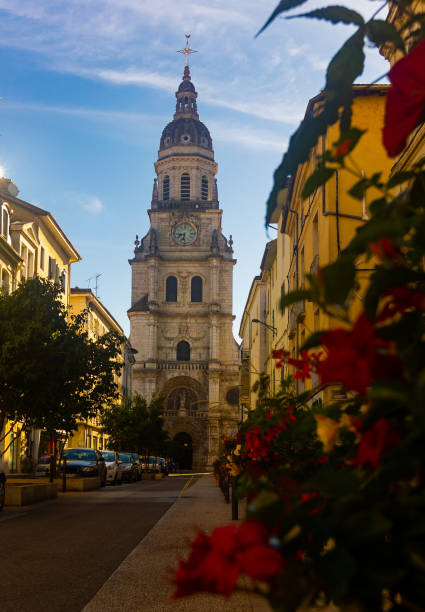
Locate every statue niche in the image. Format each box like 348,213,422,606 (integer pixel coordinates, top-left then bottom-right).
168,387,198,412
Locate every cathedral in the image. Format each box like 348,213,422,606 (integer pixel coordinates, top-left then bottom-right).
128,54,240,470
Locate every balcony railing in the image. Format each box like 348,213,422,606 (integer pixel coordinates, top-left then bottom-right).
162,410,208,418
137,360,209,371
157,360,208,371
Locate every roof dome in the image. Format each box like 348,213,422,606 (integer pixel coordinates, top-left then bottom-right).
159,117,212,151
178,79,196,93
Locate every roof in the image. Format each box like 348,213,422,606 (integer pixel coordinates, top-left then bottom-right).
265,84,390,224
0,181,81,263
70,288,124,334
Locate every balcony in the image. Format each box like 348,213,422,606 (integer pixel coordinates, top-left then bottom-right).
157,360,208,371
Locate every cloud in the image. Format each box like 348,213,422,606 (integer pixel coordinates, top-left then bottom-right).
68,192,103,214
210,121,287,152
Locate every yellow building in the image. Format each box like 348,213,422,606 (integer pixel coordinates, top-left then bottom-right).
239,240,275,414
0,177,81,471
273,86,393,401
68,288,133,450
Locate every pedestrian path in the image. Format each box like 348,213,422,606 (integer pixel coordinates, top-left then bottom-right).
83,475,271,612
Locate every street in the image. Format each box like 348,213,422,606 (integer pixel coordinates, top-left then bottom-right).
0,475,196,612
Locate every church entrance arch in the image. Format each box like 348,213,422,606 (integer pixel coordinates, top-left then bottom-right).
173,432,193,470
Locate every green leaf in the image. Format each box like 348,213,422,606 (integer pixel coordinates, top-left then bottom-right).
280,289,312,313
367,382,408,405
288,6,364,26
256,0,309,37
366,20,405,51
348,172,382,200
302,166,335,199
333,127,366,158
326,30,365,92
300,331,326,351
387,170,416,189
321,257,356,305
345,217,406,255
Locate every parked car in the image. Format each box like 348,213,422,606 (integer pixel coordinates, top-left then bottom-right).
35,454,51,477
101,450,123,485
140,456,160,473
118,452,138,482
0,458,6,511
129,453,142,480
61,448,107,486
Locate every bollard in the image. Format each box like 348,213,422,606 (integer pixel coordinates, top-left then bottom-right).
62,454,67,492
49,454,54,483
231,476,238,521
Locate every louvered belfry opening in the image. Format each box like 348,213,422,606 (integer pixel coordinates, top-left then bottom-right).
201,176,208,200
163,175,170,200
181,173,190,200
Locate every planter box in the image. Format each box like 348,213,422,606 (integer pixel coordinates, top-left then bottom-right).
5,482,57,506
141,473,156,480
154,473,165,479
54,477,100,492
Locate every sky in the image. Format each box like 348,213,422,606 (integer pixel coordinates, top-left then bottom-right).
0,0,389,339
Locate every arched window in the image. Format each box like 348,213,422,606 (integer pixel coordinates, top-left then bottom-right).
1,206,9,238
166,276,177,302
191,276,203,302
181,173,190,200
201,176,208,201
163,175,170,200
177,340,190,361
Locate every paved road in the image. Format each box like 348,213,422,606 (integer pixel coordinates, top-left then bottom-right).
0,475,195,612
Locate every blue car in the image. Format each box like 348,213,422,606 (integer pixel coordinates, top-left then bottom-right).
61,448,107,486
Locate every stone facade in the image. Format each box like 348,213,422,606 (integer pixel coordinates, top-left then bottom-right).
128,65,240,469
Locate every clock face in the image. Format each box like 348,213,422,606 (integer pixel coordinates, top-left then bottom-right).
173,222,197,245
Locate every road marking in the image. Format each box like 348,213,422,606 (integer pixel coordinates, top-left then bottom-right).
178,476,194,499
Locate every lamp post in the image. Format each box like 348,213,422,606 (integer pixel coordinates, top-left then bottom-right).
251,318,277,337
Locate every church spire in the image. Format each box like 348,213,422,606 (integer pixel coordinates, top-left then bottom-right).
174,35,199,120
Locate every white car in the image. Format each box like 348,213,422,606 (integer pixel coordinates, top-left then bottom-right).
101,450,122,485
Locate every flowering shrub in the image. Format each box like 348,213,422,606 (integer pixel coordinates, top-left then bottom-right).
174,2,425,609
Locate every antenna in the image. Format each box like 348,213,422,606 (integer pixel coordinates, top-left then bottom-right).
86,273,102,297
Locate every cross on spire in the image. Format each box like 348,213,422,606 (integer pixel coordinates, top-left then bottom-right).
177,34,198,67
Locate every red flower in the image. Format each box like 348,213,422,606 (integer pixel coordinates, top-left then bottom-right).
173,521,284,599
272,349,289,368
383,40,425,157
333,138,352,160
287,351,312,382
353,418,401,470
369,238,403,264
316,313,402,395
378,285,425,322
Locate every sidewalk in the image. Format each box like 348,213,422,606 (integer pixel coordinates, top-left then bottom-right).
83,475,272,612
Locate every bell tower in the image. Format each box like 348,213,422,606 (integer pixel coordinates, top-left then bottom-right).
128,40,240,469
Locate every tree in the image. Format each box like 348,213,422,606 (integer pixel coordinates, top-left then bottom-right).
100,394,169,456
0,277,123,466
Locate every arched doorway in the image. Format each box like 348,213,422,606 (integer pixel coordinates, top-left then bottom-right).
173,432,193,470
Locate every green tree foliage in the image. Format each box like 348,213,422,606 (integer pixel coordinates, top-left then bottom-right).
101,394,169,455
0,277,123,446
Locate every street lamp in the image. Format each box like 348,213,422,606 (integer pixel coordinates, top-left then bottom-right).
251,318,277,337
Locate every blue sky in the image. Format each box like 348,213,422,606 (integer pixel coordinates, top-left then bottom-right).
0,0,389,338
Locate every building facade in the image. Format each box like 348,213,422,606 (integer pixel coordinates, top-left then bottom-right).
0,178,81,472
68,288,134,451
128,64,240,469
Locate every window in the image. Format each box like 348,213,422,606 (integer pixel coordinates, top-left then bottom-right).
40,246,45,270
181,173,190,200
177,340,190,361
201,176,208,200
166,276,177,302
48,256,56,280
191,276,202,302
60,271,66,293
163,175,170,200
1,207,9,238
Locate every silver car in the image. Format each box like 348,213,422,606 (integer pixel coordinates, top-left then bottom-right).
101,450,123,485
